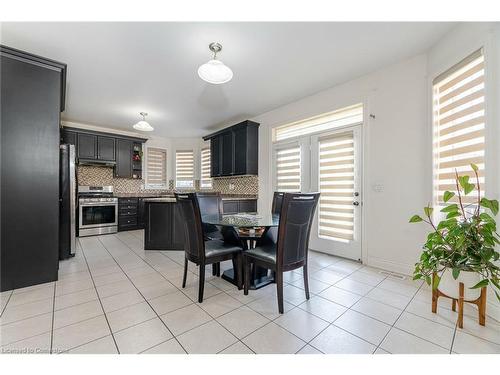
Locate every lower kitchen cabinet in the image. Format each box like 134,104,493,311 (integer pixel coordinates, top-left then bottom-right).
118,197,139,231
222,199,257,214
144,201,185,250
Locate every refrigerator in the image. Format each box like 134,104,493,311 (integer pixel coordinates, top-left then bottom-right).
59,144,77,259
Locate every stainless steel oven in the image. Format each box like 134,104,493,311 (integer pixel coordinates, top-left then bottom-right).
78,186,118,237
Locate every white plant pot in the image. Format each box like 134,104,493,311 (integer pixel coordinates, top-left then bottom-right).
438,268,482,301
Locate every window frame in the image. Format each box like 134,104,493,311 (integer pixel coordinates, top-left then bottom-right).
144,146,167,189
431,48,486,207
175,149,195,189
200,147,212,189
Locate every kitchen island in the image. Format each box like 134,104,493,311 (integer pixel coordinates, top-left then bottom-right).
143,197,185,250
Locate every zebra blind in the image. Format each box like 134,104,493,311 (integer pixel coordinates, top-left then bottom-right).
273,103,363,142
200,147,212,189
275,145,301,192
146,147,167,187
318,131,355,241
175,150,194,188
433,49,485,205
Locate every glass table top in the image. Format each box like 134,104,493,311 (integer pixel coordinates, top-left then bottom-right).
202,213,280,228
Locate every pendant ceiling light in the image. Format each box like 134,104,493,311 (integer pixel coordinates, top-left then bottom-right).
133,112,154,132
198,42,233,84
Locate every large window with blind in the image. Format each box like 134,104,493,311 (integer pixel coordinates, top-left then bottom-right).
145,147,167,188
318,131,355,241
433,49,485,205
200,147,212,189
175,150,194,188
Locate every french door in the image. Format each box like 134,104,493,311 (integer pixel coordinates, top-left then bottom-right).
273,125,362,260
309,126,362,260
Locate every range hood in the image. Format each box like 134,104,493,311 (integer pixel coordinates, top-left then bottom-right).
78,158,116,167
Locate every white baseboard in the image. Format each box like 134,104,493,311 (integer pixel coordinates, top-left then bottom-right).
365,256,414,276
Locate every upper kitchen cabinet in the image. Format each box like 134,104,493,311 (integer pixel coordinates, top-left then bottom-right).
115,138,133,178
76,133,115,162
97,136,115,161
77,133,97,160
61,127,146,178
203,120,259,177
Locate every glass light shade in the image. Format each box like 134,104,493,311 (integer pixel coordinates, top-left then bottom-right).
133,120,154,132
198,59,233,84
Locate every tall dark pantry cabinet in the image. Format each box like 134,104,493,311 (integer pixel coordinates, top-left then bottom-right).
1,46,67,292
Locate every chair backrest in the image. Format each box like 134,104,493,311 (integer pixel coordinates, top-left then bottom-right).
196,192,222,216
276,192,320,269
196,192,222,236
271,192,285,215
175,193,205,261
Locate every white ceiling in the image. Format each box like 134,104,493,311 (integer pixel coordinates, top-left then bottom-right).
1,22,455,138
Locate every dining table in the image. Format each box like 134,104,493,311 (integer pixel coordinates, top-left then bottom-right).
202,212,280,289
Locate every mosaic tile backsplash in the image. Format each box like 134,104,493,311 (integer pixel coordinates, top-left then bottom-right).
77,166,258,196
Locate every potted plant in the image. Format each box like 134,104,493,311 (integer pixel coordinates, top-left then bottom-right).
409,164,500,303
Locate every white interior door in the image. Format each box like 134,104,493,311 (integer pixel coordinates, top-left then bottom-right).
309,126,362,260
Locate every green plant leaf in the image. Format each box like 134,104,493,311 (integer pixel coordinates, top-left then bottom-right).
443,191,455,203
491,200,499,216
425,275,431,286
470,279,489,289
424,206,433,217
409,215,423,223
464,183,475,195
495,290,500,303
446,211,461,219
441,204,458,213
481,198,499,215
452,268,460,279
471,163,479,172
459,176,470,190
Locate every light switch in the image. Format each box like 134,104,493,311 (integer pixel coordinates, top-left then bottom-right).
372,184,383,192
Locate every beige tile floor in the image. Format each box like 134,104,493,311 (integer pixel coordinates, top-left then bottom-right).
1,230,500,354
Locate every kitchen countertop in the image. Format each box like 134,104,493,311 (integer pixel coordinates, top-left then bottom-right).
114,192,257,200
142,197,177,203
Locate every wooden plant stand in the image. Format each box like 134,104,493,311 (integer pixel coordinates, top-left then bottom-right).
431,273,487,328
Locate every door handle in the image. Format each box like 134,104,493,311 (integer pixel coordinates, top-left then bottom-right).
353,201,360,206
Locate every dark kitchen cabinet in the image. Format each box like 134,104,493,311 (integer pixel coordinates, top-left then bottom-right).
138,198,145,229
222,199,257,214
97,136,115,161
221,131,234,175
115,139,133,178
1,45,66,292
210,135,222,177
203,120,259,177
61,127,145,178
77,133,97,160
144,201,185,250
61,129,77,147
118,197,139,231
239,199,258,213
76,134,115,162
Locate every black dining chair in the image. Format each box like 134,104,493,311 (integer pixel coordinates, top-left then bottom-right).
196,192,223,276
243,192,320,313
175,193,243,303
271,192,285,215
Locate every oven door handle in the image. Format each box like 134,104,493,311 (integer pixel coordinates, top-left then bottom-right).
79,202,118,207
